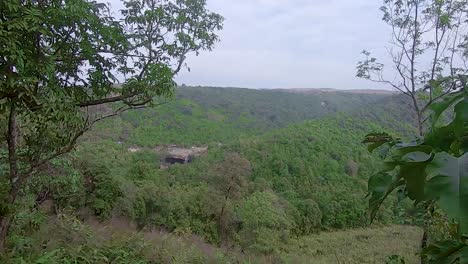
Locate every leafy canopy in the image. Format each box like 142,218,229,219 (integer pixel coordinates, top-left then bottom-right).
0,0,222,188
0,0,222,251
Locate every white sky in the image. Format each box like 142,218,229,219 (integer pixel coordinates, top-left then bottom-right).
107,0,394,90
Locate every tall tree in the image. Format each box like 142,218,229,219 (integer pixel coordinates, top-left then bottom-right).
357,0,468,136
0,0,223,252
211,153,252,242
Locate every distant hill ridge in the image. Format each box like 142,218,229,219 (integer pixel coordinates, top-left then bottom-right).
84,85,415,147
182,85,396,95
272,88,396,95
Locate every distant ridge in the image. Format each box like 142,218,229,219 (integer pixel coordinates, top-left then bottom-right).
272,88,396,95
180,85,396,95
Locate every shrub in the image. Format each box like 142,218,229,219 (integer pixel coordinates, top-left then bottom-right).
292,199,322,235
28,159,86,210
236,191,293,253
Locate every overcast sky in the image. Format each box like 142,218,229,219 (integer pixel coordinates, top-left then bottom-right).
109,0,393,90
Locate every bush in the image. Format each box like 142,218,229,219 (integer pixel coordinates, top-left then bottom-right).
236,191,293,253
292,199,322,235
89,173,122,219
28,159,86,210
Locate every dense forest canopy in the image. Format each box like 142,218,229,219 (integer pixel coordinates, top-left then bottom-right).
1,84,425,263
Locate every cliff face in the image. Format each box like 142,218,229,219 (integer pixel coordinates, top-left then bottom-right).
126,145,208,165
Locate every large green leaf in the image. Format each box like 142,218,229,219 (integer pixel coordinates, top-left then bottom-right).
392,144,433,163
425,98,468,155
401,163,428,203
365,76,468,262
430,92,464,128
454,98,468,138
425,124,458,153
363,133,394,153
426,152,468,234
425,239,468,264
368,170,404,221
401,151,432,163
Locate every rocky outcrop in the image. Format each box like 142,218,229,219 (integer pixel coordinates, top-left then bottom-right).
345,160,359,176
128,147,142,153
164,146,208,165
125,144,208,166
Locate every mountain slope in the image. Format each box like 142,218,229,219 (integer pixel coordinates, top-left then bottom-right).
7,86,422,263
87,86,415,146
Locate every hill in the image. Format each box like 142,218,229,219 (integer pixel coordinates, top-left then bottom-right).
272,87,396,95
87,86,415,146
7,112,422,262
5,86,422,263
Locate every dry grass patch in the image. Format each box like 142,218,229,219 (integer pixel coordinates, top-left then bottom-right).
281,225,422,264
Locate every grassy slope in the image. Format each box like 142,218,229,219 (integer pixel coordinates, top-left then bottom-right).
282,225,422,264
22,215,421,264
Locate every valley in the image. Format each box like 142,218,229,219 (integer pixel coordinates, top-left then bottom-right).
4,86,424,263
2,0,467,262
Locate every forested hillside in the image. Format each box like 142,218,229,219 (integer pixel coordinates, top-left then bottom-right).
87,86,416,146
2,0,466,262
3,87,424,263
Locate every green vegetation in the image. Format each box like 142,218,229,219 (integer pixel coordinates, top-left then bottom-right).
86,86,416,146
5,212,422,264
0,0,222,251
365,76,468,263
357,0,468,135
2,0,466,263
2,104,423,262
282,225,422,264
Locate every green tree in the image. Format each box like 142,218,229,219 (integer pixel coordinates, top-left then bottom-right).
237,191,293,253
211,153,252,242
0,0,223,252
357,0,468,136
365,75,468,263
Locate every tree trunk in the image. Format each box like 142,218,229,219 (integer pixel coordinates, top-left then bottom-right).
0,215,11,254
1,102,19,254
217,200,227,242
417,109,428,264
413,107,427,264
417,112,424,137
0,190,17,254
420,229,428,264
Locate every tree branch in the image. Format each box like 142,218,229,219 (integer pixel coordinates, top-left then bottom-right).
77,91,141,107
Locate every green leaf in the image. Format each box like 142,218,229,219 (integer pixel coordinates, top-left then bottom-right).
401,151,432,163
363,133,394,152
368,170,404,221
454,98,468,137
400,163,427,203
392,145,433,163
424,239,468,264
430,92,464,128
377,143,392,159
440,13,450,26
426,152,468,234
